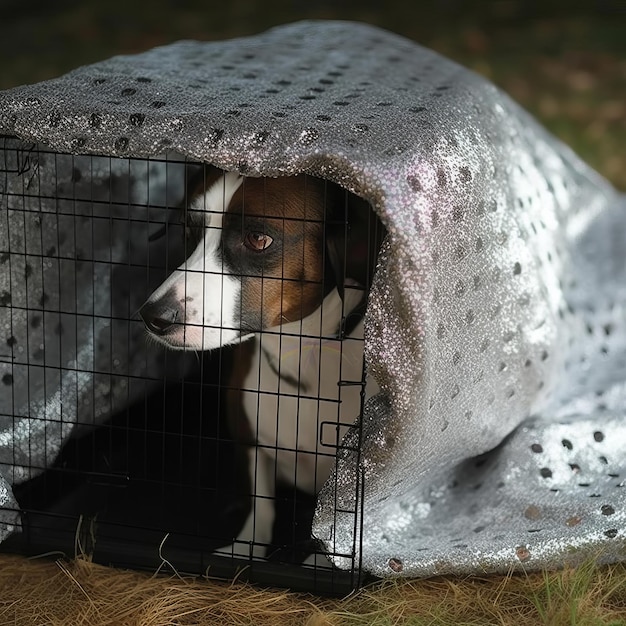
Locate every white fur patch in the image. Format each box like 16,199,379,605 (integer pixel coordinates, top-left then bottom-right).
146,172,246,350
243,287,377,494
190,171,243,226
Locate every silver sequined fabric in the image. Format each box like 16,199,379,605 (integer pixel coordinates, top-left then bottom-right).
0,21,624,577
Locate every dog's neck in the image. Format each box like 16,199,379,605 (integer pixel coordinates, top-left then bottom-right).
256,285,365,383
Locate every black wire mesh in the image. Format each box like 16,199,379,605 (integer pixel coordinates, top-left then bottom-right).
0,135,382,594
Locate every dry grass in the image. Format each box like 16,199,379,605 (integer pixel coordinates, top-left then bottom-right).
0,554,625,626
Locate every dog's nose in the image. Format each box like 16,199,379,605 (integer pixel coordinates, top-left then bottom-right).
139,301,178,335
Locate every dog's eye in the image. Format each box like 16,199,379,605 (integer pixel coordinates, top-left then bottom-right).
244,232,273,252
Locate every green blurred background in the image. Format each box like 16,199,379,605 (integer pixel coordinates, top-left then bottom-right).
2,0,625,188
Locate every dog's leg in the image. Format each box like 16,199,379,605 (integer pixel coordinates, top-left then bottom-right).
218,340,275,558
215,446,275,559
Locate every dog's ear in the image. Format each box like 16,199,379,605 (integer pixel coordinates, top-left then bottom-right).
325,187,384,301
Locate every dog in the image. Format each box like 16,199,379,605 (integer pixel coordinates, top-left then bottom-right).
139,166,382,560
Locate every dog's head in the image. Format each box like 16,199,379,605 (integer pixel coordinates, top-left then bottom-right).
139,166,381,351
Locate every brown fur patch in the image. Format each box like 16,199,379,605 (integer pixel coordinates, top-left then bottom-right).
228,175,329,329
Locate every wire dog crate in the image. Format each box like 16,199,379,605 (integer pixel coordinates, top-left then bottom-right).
0,136,383,594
